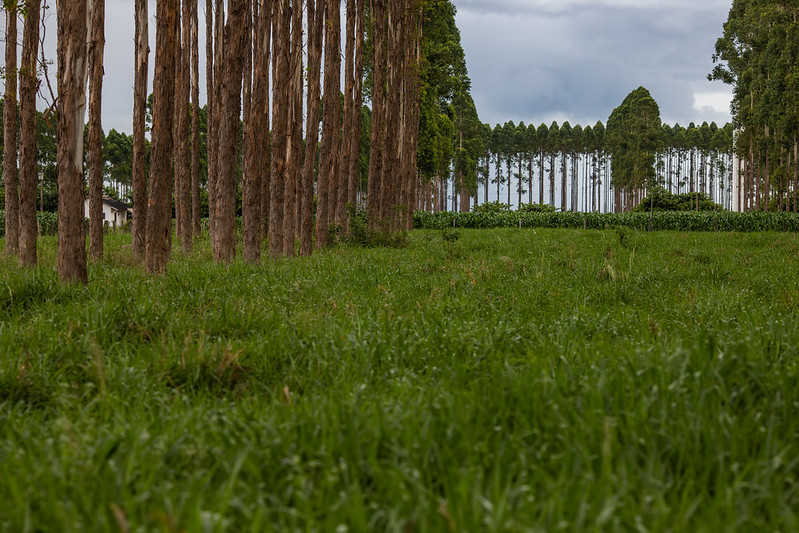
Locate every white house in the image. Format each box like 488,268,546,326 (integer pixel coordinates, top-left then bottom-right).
84,195,133,228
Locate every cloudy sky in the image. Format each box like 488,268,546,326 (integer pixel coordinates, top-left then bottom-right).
6,0,734,134
453,0,734,128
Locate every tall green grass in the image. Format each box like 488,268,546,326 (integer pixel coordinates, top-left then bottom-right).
1,229,799,531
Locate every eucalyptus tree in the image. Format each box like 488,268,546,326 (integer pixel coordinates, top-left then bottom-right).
19,0,41,266
88,0,105,261
536,122,548,205
711,0,799,211
131,0,148,259
606,87,662,213
56,0,91,283
4,2,19,256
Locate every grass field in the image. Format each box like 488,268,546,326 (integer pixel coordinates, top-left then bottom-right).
1,228,799,531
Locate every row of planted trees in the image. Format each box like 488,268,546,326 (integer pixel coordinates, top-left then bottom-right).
3,0,439,283
712,0,799,212
443,118,736,214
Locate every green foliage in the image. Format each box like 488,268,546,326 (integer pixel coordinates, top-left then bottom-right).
2,230,799,530
472,200,511,214
633,187,724,212
342,204,409,248
0,209,57,237
414,209,799,232
606,87,662,191
518,202,558,213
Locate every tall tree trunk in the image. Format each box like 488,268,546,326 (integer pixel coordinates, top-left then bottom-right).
205,0,215,238
56,0,90,284
269,0,290,257
259,0,272,241
209,0,224,242
132,0,149,259
401,2,421,229
317,0,341,248
176,0,192,251
243,0,262,263
145,0,178,274
4,6,19,256
301,0,323,256
347,0,366,217
379,0,402,223
18,0,41,266
214,0,246,263
338,0,357,228
88,0,105,261
191,0,201,238
366,0,385,224
284,0,302,257
324,0,342,232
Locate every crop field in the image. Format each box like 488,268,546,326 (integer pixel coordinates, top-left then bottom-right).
1,228,799,531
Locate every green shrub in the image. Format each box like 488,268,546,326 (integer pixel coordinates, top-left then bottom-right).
413,209,799,232
633,186,723,212
518,202,558,213
472,201,511,214
343,204,409,248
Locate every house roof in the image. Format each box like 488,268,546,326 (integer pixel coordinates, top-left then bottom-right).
102,196,132,211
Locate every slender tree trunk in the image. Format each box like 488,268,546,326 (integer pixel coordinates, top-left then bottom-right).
56,0,90,284
145,0,178,274
301,0,323,256
380,0,402,223
338,0,356,227
317,0,342,247
214,0,246,263
205,0,215,236
4,6,19,256
348,0,366,217
269,0,290,257
132,0,149,259
191,0,201,238
88,0,105,261
176,0,192,251
209,0,224,242
18,0,41,266
243,0,262,263
401,2,421,229
259,0,272,241
324,0,342,231
283,0,302,257
366,0,386,224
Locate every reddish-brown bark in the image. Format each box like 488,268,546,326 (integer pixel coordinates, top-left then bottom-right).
316,0,341,249
88,0,105,261
213,0,246,263
145,0,178,274
56,0,90,284
301,0,323,256
19,0,42,266
4,6,19,256
132,0,149,259
269,0,290,257
191,0,201,238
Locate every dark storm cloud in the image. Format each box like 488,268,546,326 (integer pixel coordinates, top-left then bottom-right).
454,0,734,128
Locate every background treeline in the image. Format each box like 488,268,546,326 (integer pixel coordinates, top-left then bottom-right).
449,120,736,214
711,0,799,212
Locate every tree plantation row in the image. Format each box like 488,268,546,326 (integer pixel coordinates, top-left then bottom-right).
3,0,480,284
461,119,737,215
712,1,799,213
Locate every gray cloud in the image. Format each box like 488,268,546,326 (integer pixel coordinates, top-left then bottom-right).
455,0,734,128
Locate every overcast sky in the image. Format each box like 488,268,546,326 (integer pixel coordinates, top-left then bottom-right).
5,0,734,134
454,0,734,128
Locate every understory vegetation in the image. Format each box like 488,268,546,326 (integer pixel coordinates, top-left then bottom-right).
414,209,799,232
1,229,799,531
